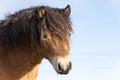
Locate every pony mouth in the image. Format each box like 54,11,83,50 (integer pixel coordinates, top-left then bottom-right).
56,69,70,75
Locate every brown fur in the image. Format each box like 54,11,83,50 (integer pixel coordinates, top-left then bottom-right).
0,5,72,80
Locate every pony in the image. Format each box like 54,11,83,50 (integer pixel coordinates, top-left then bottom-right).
0,5,72,80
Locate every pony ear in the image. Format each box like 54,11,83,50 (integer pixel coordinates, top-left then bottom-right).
38,6,45,18
63,5,71,16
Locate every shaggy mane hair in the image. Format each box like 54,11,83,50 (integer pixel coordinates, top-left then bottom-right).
0,6,72,51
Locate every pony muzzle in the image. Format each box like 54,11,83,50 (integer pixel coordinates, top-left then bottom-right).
51,55,72,74
57,61,72,74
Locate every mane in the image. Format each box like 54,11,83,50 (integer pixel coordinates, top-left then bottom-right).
0,6,72,51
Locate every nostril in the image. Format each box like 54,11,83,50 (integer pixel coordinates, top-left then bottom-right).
58,63,62,71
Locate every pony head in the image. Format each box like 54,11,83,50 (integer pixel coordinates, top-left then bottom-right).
37,5,72,74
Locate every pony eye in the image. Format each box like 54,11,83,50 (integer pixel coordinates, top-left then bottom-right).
43,34,48,39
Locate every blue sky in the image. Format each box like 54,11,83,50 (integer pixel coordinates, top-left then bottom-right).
0,0,120,80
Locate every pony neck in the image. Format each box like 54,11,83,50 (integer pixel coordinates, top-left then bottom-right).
0,48,43,80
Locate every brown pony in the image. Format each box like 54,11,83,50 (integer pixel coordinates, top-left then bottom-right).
0,5,72,80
